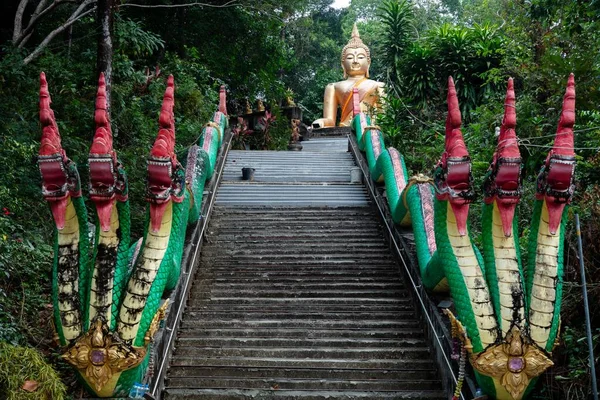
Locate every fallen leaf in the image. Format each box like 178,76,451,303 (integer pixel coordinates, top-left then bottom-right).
22,380,39,392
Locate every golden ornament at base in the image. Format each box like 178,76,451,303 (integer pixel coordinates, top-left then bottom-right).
445,309,554,400
62,301,169,394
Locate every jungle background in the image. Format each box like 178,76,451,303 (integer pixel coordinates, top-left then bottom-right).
0,0,599,398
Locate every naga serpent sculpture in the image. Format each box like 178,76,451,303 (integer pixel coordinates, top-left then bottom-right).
37,72,228,397
352,75,576,400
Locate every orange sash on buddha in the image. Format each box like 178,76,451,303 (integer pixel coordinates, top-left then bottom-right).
340,77,367,124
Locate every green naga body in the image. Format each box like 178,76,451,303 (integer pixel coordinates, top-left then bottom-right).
351,75,576,399
38,73,228,397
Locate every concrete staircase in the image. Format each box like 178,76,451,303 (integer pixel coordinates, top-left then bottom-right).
163,137,446,399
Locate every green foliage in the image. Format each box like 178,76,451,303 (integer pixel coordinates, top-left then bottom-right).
0,341,67,400
0,215,53,346
265,107,293,151
400,43,437,107
378,0,414,85
114,17,165,59
233,106,291,151
550,325,600,399
378,96,444,175
283,5,347,122
386,19,506,115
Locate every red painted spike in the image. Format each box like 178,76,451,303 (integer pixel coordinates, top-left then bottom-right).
450,201,470,236
48,199,68,230
150,202,168,233
445,77,468,159
498,78,519,159
95,200,114,232
39,72,62,156
352,88,360,117
90,73,113,155
553,73,575,156
219,85,227,114
152,75,176,158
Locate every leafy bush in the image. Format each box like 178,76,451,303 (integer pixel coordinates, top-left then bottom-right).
0,341,67,400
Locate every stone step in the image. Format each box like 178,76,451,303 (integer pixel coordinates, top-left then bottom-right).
199,255,395,262
176,328,425,340
200,244,389,254
199,282,406,291
179,319,422,330
185,304,415,313
167,366,438,380
193,271,403,279
198,265,399,273
175,337,424,348
194,276,403,284
181,310,416,321
169,356,437,370
172,346,431,360
165,376,441,391
163,388,446,400
183,297,410,306
189,289,410,299
210,207,374,216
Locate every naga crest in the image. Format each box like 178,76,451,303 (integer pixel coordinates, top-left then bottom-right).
536,73,576,235
38,72,82,230
147,75,184,233
434,77,474,236
89,73,127,232
483,78,523,237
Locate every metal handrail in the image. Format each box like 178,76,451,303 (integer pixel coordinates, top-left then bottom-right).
347,133,466,400
150,131,233,399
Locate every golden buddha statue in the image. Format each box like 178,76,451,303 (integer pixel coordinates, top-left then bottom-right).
312,23,385,128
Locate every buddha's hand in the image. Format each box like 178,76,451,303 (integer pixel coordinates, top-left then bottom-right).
311,118,332,129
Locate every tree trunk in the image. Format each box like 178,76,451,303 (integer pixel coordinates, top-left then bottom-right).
97,0,114,116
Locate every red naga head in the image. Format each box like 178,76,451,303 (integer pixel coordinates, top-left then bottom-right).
435,77,473,236
538,74,576,235
89,73,121,232
147,75,182,232
218,85,227,115
39,73,62,157
151,75,176,160
352,88,360,117
484,78,522,237
38,72,79,230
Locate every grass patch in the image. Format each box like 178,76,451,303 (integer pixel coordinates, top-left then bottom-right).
0,341,67,400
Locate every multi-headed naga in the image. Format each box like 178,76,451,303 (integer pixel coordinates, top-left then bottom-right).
37,72,228,397
352,75,576,399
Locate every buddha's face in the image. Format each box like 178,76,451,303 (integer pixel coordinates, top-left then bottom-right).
342,47,370,78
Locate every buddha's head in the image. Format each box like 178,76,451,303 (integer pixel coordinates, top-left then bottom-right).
341,23,371,79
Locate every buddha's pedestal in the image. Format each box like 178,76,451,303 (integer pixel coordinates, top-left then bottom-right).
310,126,352,137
